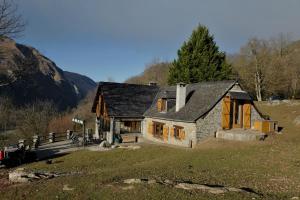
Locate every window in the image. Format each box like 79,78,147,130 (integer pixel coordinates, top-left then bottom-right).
121,121,141,133
153,122,164,138
173,125,185,140
157,98,167,112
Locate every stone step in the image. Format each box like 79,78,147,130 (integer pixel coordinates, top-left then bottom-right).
216,130,266,141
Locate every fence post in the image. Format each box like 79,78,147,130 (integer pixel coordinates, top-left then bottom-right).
32,135,40,149
66,130,73,140
18,139,26,149
49,132,56,143
86,128,92,142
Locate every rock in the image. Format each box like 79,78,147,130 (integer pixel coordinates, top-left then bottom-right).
175,183,227,194
124,179,142,184
63,184,74,191
291,197,299,200
9,168,60,183
227,187,244,192
118,145,141,150
147,179,157,184
46,160,52,164
293,116,300,126
163,179,174,185
121,185,135,190
111,145,119,149
112,178,261,195
99,141,111,148
9,168,29,183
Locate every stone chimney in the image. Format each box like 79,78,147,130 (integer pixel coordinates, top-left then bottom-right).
176,82,186,112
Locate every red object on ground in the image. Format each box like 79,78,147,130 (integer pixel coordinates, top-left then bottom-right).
0,150,4,160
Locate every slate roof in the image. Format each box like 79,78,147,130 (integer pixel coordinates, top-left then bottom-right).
144,80,237,122
92,82,159,118
229,91,252,100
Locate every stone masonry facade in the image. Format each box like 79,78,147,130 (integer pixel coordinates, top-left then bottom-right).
143,117,197,147
195,100,222,141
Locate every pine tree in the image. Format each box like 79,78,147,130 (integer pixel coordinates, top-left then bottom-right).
168,25,232,85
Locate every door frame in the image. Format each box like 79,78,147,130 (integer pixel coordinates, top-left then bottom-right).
222,96,252,130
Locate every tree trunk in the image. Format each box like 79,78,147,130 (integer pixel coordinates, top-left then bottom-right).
255,71,262,101
254,54,263,101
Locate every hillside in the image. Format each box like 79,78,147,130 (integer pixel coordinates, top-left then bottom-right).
0,37,96,110
64,71,97,99
125,61,171,86
1,101,300,199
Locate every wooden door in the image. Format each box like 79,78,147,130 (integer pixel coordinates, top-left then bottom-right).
243,103,251,129
222,96,231,129
233,100,243,128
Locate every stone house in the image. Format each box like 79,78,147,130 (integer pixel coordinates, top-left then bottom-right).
91,82,159,143
92,81,263,146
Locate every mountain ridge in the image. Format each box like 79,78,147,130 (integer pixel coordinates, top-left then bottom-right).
0,37,96,110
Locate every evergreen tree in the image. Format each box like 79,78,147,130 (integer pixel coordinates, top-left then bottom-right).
168,24,232,85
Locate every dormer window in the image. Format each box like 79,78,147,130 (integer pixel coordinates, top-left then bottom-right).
157,98,167,112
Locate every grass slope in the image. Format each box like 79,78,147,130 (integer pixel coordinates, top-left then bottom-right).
2,101,300,200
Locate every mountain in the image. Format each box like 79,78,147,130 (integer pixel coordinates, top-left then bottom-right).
0,37,96,110
63,71,97,99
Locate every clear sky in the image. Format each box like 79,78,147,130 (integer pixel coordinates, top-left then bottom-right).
15,0,300,82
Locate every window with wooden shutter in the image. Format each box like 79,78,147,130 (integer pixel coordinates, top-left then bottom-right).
163,125,169,141
157,99,162,112
157,98,167,112
173,126,184,140
243,103,251,129
170,127,175,137
148,121,154,135
222,96,231,129
179,129,185,140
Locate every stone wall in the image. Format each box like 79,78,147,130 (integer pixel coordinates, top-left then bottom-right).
143,117,197,147
196,100,222,141
195,86,263,142
251,105,263,127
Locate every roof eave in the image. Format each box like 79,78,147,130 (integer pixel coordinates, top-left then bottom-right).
144,115,195,123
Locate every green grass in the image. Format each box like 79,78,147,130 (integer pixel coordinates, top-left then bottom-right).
2,101,300,199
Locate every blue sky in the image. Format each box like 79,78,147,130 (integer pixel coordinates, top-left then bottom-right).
16,0,300,82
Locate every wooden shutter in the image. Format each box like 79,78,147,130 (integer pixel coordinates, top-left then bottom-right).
148,121,154,135
163,125,169,141
243,103,251,129
161,99,166,111
179,129,185,140
222,96,231,129
96,103,100,117
170,127,175,137
157,99,162,112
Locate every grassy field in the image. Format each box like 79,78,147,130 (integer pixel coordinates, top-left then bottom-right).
1,101,300,200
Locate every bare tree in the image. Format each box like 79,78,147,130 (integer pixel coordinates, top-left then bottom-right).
125,60,172,86
232,38,270,101
231,34,299,100
0,0,25,38
17,101,57,138
0,96,14,133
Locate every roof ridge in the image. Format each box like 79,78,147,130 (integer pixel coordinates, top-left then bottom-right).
98,81,159,88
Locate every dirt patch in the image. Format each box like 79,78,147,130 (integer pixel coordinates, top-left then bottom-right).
0,169,12,190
